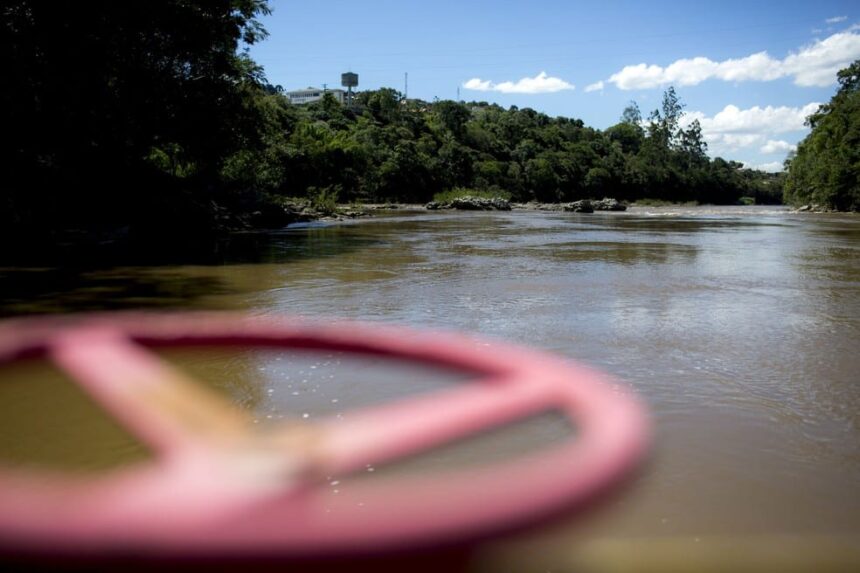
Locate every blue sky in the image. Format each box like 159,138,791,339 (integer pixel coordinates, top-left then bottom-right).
249,0,860,171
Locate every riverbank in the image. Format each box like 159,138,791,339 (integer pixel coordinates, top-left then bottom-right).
792,203,860,213
5,197,840,268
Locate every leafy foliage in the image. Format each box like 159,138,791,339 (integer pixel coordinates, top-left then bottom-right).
433,187,512,204
1,2,782,243
240,88,775,208
1,0,271,235
784,60,860,211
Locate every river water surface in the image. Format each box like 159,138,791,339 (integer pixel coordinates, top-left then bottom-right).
1,205,858,563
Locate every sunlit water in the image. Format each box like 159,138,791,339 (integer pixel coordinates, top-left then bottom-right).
1,205,858,552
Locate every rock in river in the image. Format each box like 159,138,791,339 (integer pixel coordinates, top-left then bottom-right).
593,197,627,211
427,196,512,211
562,200,594,213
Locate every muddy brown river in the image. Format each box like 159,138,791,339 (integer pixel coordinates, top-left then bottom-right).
0,205,858,567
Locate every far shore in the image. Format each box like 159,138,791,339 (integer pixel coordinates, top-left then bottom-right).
316,199,790,218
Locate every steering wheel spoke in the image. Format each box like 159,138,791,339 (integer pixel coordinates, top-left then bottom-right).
314,377,555,475
48,327,253,454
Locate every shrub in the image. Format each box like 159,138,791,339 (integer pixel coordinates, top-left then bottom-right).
432,186,511,204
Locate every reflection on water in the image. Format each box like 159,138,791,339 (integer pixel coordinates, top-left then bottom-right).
537,241,698,265
0,206,858,547
170,347,573,475
0,227,380,316
0,267,231,315
0,360,149,471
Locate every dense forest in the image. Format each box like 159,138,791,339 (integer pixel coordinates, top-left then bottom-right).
240,85,784,209
1,0,801,247
784,60,860,211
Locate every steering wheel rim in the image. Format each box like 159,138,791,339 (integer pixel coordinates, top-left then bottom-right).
0,313,650,558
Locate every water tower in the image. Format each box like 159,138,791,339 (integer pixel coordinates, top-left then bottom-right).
341,72,358,106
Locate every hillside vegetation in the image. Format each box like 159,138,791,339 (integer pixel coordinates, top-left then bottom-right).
2,0,784,246
238,86,782,209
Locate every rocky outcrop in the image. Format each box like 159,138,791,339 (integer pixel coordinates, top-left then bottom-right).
243,199,374,229
794,204,836,213
428,197,626,213
514,202,564,211
592,197,627,211
426,196,512,211
513,198,626,213
562,200,594,213
246,202,311,229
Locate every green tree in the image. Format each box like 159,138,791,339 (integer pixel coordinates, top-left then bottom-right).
360,88,402,125
525,157,560,202
434,100,472,138
661,86,685,147
784,60,860,210
605,122,644,154
679,119,708,162
621,101,643,125
2,0,272,235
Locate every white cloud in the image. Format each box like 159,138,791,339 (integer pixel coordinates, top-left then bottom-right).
760,139,797,154
608,63,665,90
697,103,820,135
606,29,860,89
462,71,574,94
463,78,492,91
680,103,820,156
585,80,604,92
715,52,784,82
746,161,785,173
826,16,847,24
713,133,764,150
782,31,860,86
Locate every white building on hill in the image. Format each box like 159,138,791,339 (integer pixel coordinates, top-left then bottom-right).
285,87,346,105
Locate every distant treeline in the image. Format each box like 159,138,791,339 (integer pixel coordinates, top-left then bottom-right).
2,0,787,243
243,85,783,208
